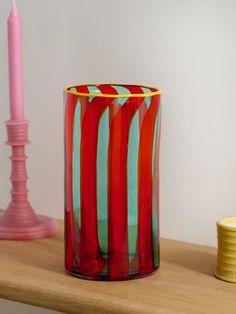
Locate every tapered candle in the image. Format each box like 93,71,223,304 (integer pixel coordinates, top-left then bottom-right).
8,1,24,120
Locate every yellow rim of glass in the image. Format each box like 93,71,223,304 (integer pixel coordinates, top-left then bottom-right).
64,83,162,98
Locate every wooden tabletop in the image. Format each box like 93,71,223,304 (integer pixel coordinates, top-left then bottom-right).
0,215,236,314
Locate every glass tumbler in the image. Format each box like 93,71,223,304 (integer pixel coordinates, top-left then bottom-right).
64,84,161,280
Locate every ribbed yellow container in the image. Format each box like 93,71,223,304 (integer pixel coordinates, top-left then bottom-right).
216,217,236,283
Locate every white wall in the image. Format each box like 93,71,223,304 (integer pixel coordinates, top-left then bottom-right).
0,0,235,313
0,0,235,255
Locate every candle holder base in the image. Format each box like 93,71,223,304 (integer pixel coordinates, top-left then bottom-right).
1,119,59,241
0,214,59,240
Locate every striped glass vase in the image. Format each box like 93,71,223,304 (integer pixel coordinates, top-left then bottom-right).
64,84,161,280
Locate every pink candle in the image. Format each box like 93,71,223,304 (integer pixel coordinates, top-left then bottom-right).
8,1,24,120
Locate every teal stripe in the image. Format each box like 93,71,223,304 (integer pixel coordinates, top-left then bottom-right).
72,98,82,227
87,85,101,102
70,87,77,93
141,87,151,107
97,109,109,255
111,85,129,105
152,108,161,267
127,111,139,262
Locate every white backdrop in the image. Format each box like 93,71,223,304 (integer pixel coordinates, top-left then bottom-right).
0,0,236,247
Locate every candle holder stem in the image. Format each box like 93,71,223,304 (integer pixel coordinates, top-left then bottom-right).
0,120,58,240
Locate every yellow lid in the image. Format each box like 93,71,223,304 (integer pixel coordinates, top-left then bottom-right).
217,217,236,231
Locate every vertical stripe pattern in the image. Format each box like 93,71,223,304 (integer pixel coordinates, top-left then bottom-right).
64,84,161,280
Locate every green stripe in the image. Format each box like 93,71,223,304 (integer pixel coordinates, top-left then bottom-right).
141,87,151,107
97,109,109,256
127,111,139,262
111,85,129,105
72,98,81,227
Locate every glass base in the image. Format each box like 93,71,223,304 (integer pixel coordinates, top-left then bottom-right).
65,265,159,281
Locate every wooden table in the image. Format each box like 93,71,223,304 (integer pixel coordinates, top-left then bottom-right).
0,216,235,314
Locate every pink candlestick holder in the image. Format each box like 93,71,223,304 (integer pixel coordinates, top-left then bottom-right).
0,119,59,240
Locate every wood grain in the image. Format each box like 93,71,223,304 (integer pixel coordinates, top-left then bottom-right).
0,211,235,314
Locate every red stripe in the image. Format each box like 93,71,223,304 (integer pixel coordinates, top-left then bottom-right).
76,85,89,123
108,86,143,279
139,101,148,130
65,93,79,271
79,85,117,276
138,94,160,275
